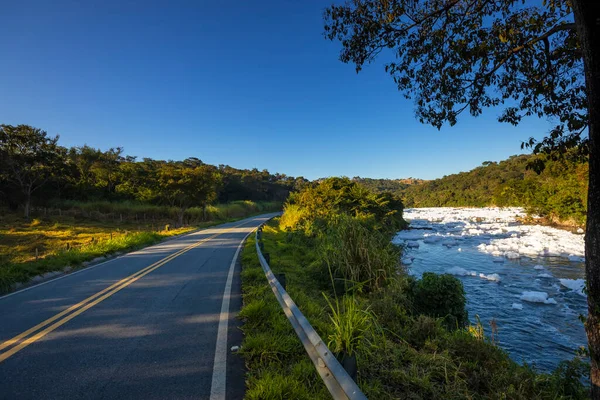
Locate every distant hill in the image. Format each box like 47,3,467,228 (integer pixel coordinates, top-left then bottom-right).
357,154,588,225
351,177,425,195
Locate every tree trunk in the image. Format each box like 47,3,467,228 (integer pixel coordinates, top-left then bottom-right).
572,1,600,397
178,208,185,227
24,196,31,219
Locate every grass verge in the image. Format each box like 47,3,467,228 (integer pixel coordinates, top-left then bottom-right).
240,224,331,400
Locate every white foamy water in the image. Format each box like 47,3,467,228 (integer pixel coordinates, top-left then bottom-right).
394,207,587,372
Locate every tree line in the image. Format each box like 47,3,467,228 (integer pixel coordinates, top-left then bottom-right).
353,153,589,225
0,124,307,222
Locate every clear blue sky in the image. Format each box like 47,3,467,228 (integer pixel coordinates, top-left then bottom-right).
0,0,554,180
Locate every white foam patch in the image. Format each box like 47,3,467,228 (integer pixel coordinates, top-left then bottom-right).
401,207,584,262
559,278,586,296
446,267,500,282
520,291,557,305
393,230,427,241
480,273,501,282
478,225,584,261
447,267,477,277
512,303,523,310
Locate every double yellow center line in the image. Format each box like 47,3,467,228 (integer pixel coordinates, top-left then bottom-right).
0,220,254,363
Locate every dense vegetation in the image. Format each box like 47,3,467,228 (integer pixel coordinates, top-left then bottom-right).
355,153,589,226
0,124,306,222
240,178,588,399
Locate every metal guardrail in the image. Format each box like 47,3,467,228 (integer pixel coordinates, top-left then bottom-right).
254,226,368,400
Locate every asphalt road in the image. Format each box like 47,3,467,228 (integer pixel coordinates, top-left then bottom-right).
0,214,276,400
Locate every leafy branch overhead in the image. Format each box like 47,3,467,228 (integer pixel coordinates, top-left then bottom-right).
324,0,587,152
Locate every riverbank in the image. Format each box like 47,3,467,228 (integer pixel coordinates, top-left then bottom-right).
240,214,589,398
516,214,585,234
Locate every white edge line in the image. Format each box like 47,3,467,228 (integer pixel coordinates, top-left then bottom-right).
0,217,262,302
209,228,255,400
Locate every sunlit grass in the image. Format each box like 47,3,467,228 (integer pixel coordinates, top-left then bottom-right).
0,200,281,293
0,215,196,293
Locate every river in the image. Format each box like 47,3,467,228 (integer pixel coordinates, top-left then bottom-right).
393,207,587,372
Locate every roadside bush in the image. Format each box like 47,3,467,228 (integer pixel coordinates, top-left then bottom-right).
547,358,590,398
411,272,468,329
281,177,407,236
279,203,308,232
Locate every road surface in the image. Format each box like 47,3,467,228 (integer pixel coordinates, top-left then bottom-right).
0,214,275,399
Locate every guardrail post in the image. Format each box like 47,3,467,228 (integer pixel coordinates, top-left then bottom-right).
275,273,286,290
339,352,358,381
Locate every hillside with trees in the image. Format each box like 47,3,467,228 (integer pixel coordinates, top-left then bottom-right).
351,177,424,195
402,153,588,225
350,154,588,226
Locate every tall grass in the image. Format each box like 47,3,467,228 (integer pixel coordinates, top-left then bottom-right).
324,294,378,357
319,214,401,293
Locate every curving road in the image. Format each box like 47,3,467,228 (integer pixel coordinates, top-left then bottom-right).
0,214,275,400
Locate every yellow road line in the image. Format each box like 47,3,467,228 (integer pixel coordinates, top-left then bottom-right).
0,220,254,363
0,245,189,352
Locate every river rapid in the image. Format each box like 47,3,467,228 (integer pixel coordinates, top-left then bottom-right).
393,207,587,372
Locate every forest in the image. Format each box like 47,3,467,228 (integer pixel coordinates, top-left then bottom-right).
0,124,306,223
355,153,589,225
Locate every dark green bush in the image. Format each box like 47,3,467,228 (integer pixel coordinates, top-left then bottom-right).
411,272,468,329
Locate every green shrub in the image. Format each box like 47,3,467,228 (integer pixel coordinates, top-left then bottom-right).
281,177,407,236
368,279,413,337
48,199,281,224
411,272,468,329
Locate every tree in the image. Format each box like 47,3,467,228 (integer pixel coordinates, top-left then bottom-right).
92,147,124,195
324,0,600,394
155,162,220,226
0,125,64,218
